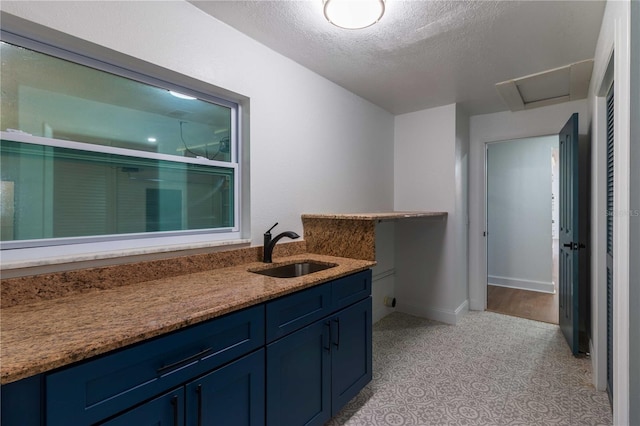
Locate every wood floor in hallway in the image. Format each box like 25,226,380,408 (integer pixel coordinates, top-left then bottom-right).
486,285,559,324
487,239,560,324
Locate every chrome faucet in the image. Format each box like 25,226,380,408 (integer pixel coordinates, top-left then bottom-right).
263,222,300,263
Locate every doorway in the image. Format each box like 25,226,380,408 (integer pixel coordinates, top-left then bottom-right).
486,135,559,324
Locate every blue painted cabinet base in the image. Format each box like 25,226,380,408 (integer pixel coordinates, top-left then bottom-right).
1,270,372,426
1,374,43,426
100,350,265,426
266,296,372,425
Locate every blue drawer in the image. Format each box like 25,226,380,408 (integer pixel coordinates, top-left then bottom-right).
266,282,332,343
46,304,264,426
331,270,372,311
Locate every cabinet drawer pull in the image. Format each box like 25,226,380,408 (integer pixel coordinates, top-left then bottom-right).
333,318,340,349
157,348,213,375
171,395,179,426
196,384,203,426
323,321,331,353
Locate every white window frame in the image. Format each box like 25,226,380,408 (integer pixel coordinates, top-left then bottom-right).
0,32,245,268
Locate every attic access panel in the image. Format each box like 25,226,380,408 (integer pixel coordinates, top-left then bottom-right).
496,60,593,112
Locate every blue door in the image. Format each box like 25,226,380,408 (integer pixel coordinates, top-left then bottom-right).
331,298,372,416
266,320,331,426
559,113,581,355
185,350,265,426
100,389,184,426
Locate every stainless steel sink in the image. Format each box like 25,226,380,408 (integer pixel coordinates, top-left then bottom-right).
250,261,337,278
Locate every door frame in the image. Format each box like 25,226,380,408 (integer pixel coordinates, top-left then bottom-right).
483,136,559,307
590,10,632,422
467,104,597,370
468,102,589,316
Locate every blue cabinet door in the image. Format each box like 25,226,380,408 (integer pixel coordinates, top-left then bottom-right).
0,375,43,426
266,320,331,426
330,297,372,416
100,389,184,426
185,349,265,426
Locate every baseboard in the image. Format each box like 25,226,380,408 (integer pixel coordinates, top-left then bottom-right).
590,338,607,391
488,275,555,294
469,298,485,311
373,307,392,324
397,299,469,325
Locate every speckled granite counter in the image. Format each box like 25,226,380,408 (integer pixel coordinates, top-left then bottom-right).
302,211,447,260
0,253,375,384
1,241,307,308
1,211,441,384
302,212,447,222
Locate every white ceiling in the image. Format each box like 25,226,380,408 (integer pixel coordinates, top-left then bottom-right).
191,0,606,116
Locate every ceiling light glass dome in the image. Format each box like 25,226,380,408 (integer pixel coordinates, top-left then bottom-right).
323,0,385,30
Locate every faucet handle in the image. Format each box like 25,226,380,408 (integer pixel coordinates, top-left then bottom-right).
265,222,278,235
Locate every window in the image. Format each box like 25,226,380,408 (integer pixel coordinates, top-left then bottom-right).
0,37,241,256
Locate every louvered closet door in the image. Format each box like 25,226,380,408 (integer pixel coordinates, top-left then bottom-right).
606,83,614,405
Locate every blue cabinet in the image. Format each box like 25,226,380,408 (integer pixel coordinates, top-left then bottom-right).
46,305,264,426
100,350,265,426
185,349,265,426
266,270,372,425
0,374,43,426
1,269,371,426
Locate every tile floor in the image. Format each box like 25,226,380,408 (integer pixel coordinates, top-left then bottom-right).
328,311,612,425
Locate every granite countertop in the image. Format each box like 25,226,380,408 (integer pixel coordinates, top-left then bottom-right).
0,253,375,385
301,211,448,221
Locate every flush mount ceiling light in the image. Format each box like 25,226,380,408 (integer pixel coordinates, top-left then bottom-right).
323,0,385,30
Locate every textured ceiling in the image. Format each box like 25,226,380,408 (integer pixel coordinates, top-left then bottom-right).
191,0,606,115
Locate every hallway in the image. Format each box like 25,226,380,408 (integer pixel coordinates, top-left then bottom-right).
328,311,611,425
486,239,560,325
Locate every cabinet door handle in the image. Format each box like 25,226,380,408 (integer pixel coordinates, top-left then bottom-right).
196,384,203,426
171,395,179,426
323,321,331,353
157,348,213,375
333,318,340,349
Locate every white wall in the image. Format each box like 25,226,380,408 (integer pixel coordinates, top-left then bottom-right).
371,221,396,323
587,0,634,422
552,148,560,239
487,136,557,293
0,1,395,253
394,104,456,211
455,105,470,310
393,104,469,324
468,99,589,311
